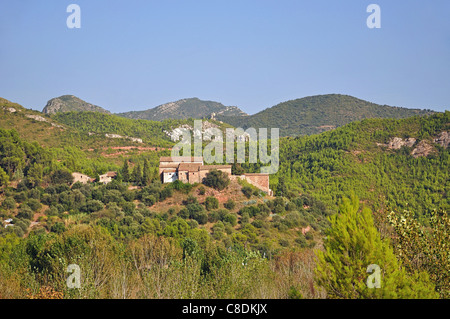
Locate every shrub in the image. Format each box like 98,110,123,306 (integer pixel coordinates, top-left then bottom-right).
241,186,253,199
295,236,308,248
178,208,190,219
50,169,74,185
212,221,226,240
183,195,198,205
241,212,250,224
123,190,136,202
223,213,237,227
160,187,173,201
142,195,156,207
192,211,208,225
17,206,34,220
279,238,290,247
103,189,123,204
45,206,60,217
14,218,30,233
51,222,66,234
217,209,229,221
13,192,27,203
2,197,16,210
208,211,220,223
286,202,297,211
202,170,230,191
204,196,219,211
82,200,104,213
252,219,264,228
121,202,136,215
24,199,42,212
198,186,206,195
223,199,235,210
27,188,41,200
239,205,260,218
170,180,192,194
186,203,204,216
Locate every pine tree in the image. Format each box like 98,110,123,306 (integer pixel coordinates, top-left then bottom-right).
0,166,9,187
142,159,151,186
315,194,438,299
275,177,287,197
131,162,142,186
121,160,130,182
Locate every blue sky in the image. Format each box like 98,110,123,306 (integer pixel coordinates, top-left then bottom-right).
0,0,449,114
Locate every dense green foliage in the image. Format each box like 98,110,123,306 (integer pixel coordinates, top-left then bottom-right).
0,126,117,184
52,111,185,147
218,94,434,136
388,209,449,298
0,97,447,299
315,195,438,299
272,112,449,222
202,169,230,191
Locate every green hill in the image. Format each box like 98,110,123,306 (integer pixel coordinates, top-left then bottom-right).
43,95,111,115
270,111,449,221
0,97,175,175
51,111,234,146
218,94,435,136
0,97,448,299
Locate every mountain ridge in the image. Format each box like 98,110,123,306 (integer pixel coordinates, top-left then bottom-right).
40,94,437,137
42,95,111,115
216,94,435,136
116,97,248,121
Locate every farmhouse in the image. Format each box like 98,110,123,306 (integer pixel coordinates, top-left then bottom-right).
99,171,117,185
159,157,272,194
72,172,95,184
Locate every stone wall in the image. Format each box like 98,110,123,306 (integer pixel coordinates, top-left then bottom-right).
242,173,270,193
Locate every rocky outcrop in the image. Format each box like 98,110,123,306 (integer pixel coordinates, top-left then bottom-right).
376,133,449,158
434,131,449,149
165,120,250,142
411,140,434,158
387,137,417,149
377,137,416,149
117,98,247,121
104,133,143,143
43,95,110,114
25,114,47,122
25,114,65,129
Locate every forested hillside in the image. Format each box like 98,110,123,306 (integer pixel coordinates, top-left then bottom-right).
0,97,448,299
52,111,184,147
270,112,449,222
218,94,435,136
